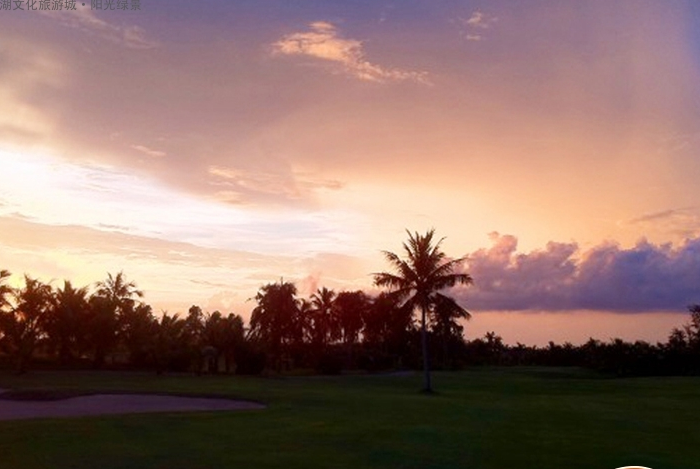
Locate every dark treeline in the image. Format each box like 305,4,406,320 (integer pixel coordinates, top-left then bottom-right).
0,268,699,377
458,307,700,377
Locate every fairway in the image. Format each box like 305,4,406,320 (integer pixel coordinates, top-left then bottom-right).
0,368,697,469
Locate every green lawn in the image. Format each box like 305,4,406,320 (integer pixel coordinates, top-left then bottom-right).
0,368,697,469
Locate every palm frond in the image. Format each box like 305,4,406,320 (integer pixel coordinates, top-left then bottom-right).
373,272,407,289
432,292,471,320
376,229,473,325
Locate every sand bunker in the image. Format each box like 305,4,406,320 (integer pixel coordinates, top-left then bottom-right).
0,391,264,421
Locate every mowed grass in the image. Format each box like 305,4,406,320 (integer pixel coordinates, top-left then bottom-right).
0,367,698,469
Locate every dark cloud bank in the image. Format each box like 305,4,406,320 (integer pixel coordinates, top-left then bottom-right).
455,233,700,313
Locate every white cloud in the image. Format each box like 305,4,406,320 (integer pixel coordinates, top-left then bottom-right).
0,149,359,258
121,25,158,49
208,165,343,200
208,166,301,198
622,207,700,240
0,40,66,146
457,10,498,41
131,144,166,158
465,11,496,29
40,7,158,49
272,22,429,84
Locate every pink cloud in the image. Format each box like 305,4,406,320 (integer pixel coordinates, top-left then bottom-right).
455,233,700,312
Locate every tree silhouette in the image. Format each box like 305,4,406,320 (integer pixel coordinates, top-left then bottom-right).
0,270,12,348
684,304,700,346
220,313,246,373
200,310,245,373
249,280,300,371
45,280,90,365
335,291,368,345
87,294,119,368
0,270,11,310
333,290,370,368
374,229,472,392
0,276,53,373
119,303,156,367
152,312,186,374
310,287,338,347
430,293,472,368
297,298,314,344
184,305,206,374
92,272,144,367
96,271,143,315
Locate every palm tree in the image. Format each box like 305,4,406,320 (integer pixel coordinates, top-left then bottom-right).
335,290,368,348
87,294,120,368
685,304,700,347
430,293,472,368
335,290,369,368
362,292,412,349
1,276,54,373
220,313,246,373
46,280,90,364
152,312,186,374
297,298,314,344
95,271,143,315
374,229,472,392
91,272,143,368
310,287,338,346
184,305,205,374
0,270,12,346
249,280,300,371
119,303,156,367
0,269,11,310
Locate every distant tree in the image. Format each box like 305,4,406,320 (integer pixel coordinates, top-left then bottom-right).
0,270,12,346
684,304,700,347
152,312,187,374
119,303,156,367
86,294,120,368
668,327,688,350
362,292,414,353
95,271,143,316
248,280,299,371
334,290,370,368
335,290,368,347
0,276,53,373
90,272,143,367
184,305,206,374
485,331,503,349
430,294,471,367
220,313,246,373
0,270,11,310
200,310,245,373
362,292,393,346
297,298,314,344
45,280,90,365
201,310,224,372
310,287,338,347
360,293,418,371
374,229,472,392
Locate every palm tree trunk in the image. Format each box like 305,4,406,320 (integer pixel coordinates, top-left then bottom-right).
421,305,431,392
442,327,450,369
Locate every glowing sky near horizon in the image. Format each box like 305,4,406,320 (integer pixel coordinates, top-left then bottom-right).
1,1,699,345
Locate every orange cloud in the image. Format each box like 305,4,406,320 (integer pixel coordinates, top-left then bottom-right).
272,21,430,84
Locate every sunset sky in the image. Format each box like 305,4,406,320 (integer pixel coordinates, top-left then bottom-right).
1,1,699,345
